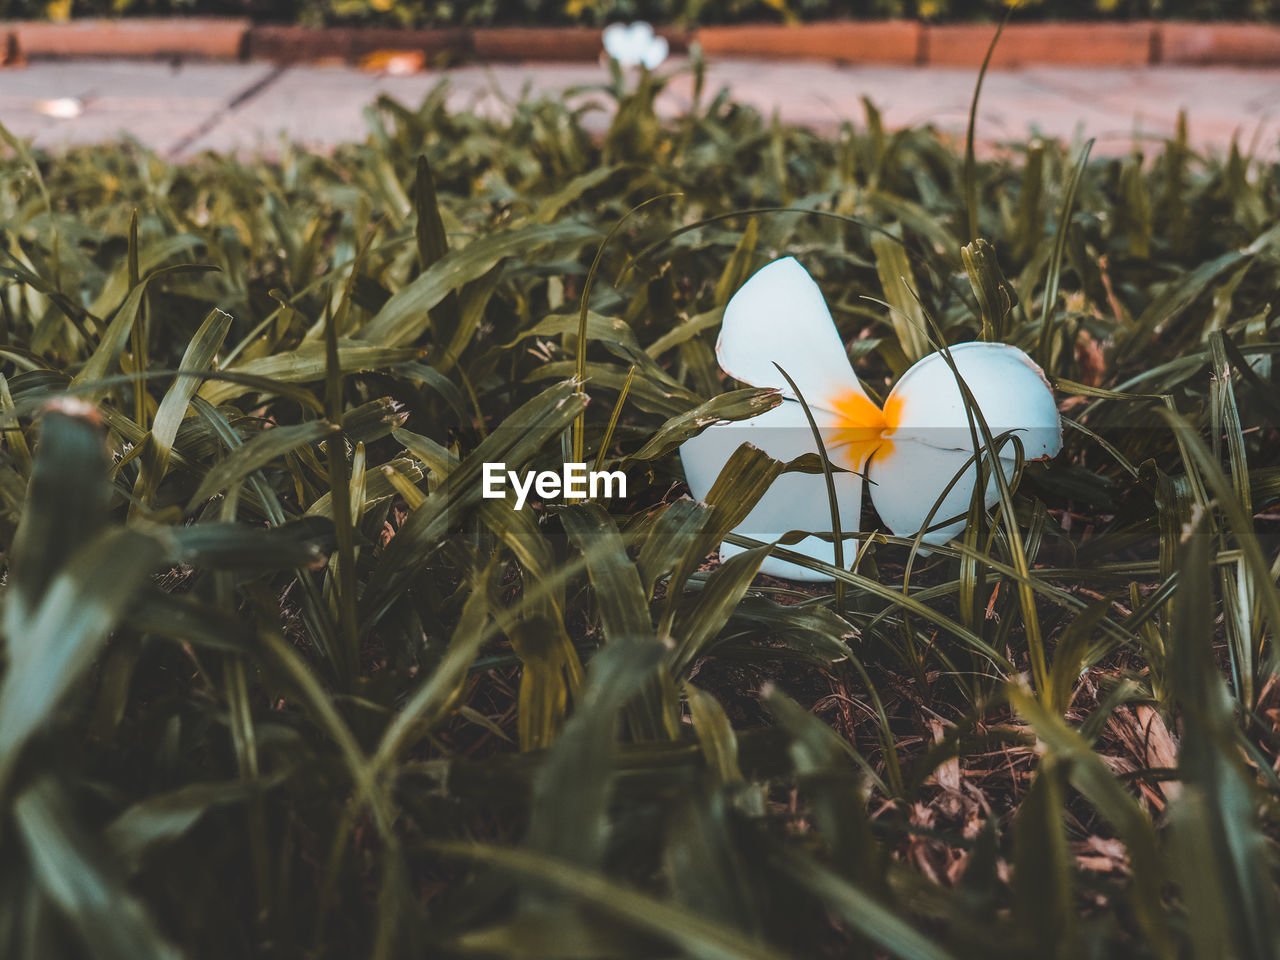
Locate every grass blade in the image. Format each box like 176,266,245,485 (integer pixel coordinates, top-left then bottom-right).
14,776,182,960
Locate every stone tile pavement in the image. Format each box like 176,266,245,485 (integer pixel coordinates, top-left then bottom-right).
2,57,1278,160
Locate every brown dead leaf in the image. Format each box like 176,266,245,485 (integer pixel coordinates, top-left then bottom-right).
1075,835,1128,875
1106,704,1180,809
929,720,962,793
905,802,950,885
1074,328,1107,387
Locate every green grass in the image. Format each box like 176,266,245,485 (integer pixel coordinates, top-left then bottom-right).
1,61,1279,960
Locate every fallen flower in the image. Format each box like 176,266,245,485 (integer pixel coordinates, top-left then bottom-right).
679,257,1062,581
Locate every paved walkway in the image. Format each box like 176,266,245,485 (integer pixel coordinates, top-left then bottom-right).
2,58,1278,160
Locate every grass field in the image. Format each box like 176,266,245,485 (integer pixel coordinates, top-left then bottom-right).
1,59,1279,960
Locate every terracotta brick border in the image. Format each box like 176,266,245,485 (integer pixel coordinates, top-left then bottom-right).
246,25,469,65
470,25,689,61
13,18,248,60
922,22,1156,68
695,20,920,64
6,19,1280,67
470,26,606,61
1160,22,1280,65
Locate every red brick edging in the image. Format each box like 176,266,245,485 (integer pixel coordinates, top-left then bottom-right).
245,24,468,64
11,17,249,60
696,20,919,64
4,17,1280,68
922,22,1155,67
1160,22,1280,65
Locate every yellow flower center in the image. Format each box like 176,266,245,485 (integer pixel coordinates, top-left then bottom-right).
827,389,901,470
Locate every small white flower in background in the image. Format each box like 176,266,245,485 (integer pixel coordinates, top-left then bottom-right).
602,21,669,70
33,97,83,119
679,257,1063,582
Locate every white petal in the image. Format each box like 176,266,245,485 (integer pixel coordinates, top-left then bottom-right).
715,258,870,411
884,342,1062,458
630,21,656,44
618,32,646,62
603,22,659,67
679,399,861,581
723,536,859,582
602,23,634,63
641,36,669,70
868,439,1015,545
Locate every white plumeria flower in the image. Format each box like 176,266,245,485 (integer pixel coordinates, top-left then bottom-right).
602,21,669,70
679,257,1062,581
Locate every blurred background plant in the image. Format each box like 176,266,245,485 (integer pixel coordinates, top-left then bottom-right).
4,0,1279,28
1,51,1279,960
